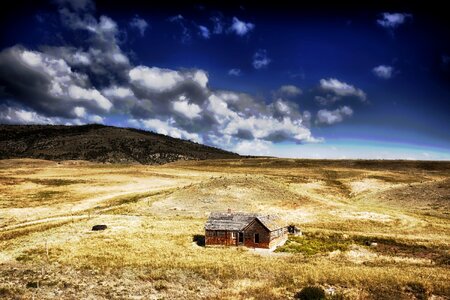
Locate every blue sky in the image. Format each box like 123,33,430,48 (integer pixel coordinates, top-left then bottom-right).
0,0,449,160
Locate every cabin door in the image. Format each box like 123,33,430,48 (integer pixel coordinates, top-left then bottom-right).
238,232,244,245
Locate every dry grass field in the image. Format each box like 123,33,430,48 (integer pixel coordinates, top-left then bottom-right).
0,158,449,299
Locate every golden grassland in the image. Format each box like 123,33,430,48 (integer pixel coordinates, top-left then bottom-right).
0,158,449,299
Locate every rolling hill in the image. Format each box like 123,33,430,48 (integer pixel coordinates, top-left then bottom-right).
0,124,240,164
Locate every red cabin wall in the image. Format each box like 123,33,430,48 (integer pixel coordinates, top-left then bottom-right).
205,230,237,246
243,219,271,248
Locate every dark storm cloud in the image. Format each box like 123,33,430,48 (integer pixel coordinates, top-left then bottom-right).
53,0,132,87
0,46,104,118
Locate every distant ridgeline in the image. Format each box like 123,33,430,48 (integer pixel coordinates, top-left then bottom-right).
0,124,240,164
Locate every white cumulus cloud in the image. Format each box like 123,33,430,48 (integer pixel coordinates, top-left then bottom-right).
372,65,394,79
319,78,366,101
172,96,202,119
253,49,271,69
73,106,87,118
68,85,112,111
316,106,353,125
230,17,255,36
130,15,149,36
228,68,241,76
138,118,203,143
129,66,183,92
0,106,58,124
198,25,210,39
276,85,302,97
234,139,271,156
377,12,412,29
129,66,208,92
102,86,134,98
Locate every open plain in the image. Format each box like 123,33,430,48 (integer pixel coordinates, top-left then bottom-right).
0,158,449,299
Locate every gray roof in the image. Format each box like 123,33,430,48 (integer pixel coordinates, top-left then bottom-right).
205,212,286,231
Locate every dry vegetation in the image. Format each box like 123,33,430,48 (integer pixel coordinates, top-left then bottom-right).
0,158,449,299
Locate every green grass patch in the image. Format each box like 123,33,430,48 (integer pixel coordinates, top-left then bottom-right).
276,232,351,255
276,231,449,264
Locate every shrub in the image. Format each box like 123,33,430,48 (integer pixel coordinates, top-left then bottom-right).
276,233,350,255
192,234,205,246
294,286,326,300
26,281,39,289
0,287,12,297
405,282,428,300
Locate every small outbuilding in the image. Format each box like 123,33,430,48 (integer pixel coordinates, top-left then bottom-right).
205,211,288,249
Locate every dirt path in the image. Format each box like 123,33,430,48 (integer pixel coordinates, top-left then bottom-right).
0,184,185,232
0,215,90,232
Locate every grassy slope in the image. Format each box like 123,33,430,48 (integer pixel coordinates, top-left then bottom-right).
0,124,240,164
0,158,449,299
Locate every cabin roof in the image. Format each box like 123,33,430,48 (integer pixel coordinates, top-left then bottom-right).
205,212,286,231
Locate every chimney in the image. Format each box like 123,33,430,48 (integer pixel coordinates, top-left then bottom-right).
228,208,232,213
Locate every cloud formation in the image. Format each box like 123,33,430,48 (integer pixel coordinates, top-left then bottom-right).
0,46,112,117
275,85,302,97
316,106,353,125
318,78,366,102
377,12,412,29
0,0,326,155
252,49,271,69
229,17,255,36
228,68,241,76
129,15,149,36
197,25,210,39
373,65,394,79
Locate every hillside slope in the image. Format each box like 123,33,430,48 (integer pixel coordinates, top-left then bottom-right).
0,124,240,164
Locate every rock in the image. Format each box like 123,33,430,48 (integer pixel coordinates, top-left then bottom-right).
92,224,107,231
370,242,378,247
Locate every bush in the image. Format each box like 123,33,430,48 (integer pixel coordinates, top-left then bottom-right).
294,286,326,300
405,282,428,300
329,293,347,300
26,281,39,289
276,233,350,255
0,287,12,297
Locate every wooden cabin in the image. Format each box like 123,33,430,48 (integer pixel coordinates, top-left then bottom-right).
205,211,288,249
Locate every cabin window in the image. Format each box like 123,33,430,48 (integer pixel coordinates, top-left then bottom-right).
254,233,260,243
217,231,225,237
